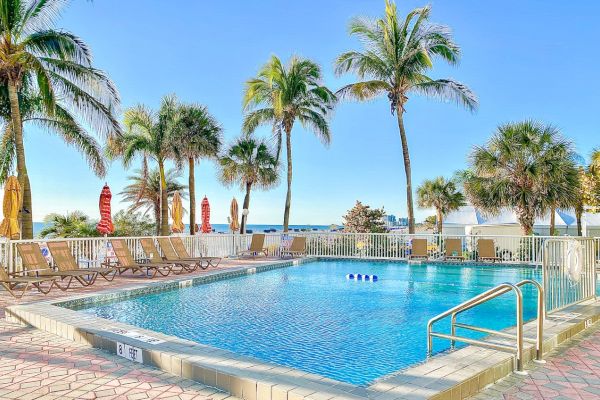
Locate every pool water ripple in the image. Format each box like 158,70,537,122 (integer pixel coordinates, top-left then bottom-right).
76,260,541,386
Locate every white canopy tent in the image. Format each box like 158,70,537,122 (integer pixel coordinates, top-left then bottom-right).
443,206,586,236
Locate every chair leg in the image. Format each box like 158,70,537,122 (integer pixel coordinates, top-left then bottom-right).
146,268,159,279
33,281,55,295
156,266,172,276
103,269,118,281
74,276,88,286
60,276,75,290
8,283,29,299
172,264,188,275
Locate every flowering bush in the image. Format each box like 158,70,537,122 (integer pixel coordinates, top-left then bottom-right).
342,201,387,233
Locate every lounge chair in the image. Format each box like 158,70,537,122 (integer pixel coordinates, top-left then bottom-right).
238,234,268,258
0,266,57,298
445,238,465,262
170,236,221,268
155,237,202,272
280,236,307,258
16,243,96,289
109,239,173,278
409,238,428,260
46,241,118,283
477,239,500,263
142,238,196,273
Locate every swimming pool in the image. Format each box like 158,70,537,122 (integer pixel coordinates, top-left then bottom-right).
75,260,541,386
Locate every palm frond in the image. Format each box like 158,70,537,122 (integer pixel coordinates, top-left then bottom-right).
241,108,276,135
335,80,390,102
413,78,478,112
28,103,106,177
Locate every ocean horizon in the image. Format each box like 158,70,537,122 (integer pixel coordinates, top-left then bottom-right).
32,222,335,237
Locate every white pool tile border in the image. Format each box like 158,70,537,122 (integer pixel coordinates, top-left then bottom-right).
5,258,600,400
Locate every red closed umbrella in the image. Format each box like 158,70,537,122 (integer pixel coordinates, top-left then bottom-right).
201,196,211,233
96,184,114,235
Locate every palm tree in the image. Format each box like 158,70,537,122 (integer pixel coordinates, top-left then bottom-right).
172,104,222,235
219,136,279,233
546,158,580,235
108,95,179,236
40,211,98,239
574,150,600,235
0,86,106,184
416,177,465,234
242,55,336,232
462,121,579,235
335,0,477,234
0,0,120,238
119,168,187,236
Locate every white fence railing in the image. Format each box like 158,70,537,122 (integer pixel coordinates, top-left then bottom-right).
543,238,597,313
0,233,588,275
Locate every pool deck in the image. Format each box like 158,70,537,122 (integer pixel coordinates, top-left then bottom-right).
2,257,600,400
470,321,600,399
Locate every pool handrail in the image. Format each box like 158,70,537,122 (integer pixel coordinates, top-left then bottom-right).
449,279,544,362
427,280,545,373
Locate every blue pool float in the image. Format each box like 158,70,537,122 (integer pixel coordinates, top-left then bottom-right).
345,273,378,282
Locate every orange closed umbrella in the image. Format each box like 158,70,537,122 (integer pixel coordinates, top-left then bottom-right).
96,184,114,235
0,176,22,239
229,198,239,232
201,196,211,233
171,191,184,233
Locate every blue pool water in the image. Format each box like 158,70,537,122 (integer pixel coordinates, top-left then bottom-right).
76,260,541,386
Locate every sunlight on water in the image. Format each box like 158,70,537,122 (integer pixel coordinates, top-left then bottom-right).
75,261,541,386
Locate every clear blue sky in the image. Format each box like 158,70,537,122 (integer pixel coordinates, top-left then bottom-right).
23,0,600,225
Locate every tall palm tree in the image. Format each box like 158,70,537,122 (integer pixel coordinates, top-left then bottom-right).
172,104,222,235
219,136,278,234
416,177,465,234
462,121,579,235
242,55,336,232
119,168,187,235
108,95,179,236
335,0,477,234
0,87,106,184
0,0,120,238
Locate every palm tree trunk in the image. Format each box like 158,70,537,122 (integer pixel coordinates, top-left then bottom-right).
516,206,534,235
436,209,443,235
283,126,293,232
188,157,196,235
240,182,252,234
395,105,415,234
549,207,556,236
576,206,583,236
158,160,169,236
7,81,32,239
154,204,161,236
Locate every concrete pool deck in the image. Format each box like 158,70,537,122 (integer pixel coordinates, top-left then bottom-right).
2,258,600,400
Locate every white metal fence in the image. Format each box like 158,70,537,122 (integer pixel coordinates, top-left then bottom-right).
0,232,588,275
543,238,597,313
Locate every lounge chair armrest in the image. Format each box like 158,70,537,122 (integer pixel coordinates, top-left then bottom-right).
8,270,28,277
101,260,118,267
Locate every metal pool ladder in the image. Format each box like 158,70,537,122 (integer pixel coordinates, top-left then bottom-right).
427,280,544,373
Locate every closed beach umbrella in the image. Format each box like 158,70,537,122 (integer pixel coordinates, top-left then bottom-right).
171,191,184,233
0,176,22,239
229,198,239,232
96,184,114,235
201,196,212,233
